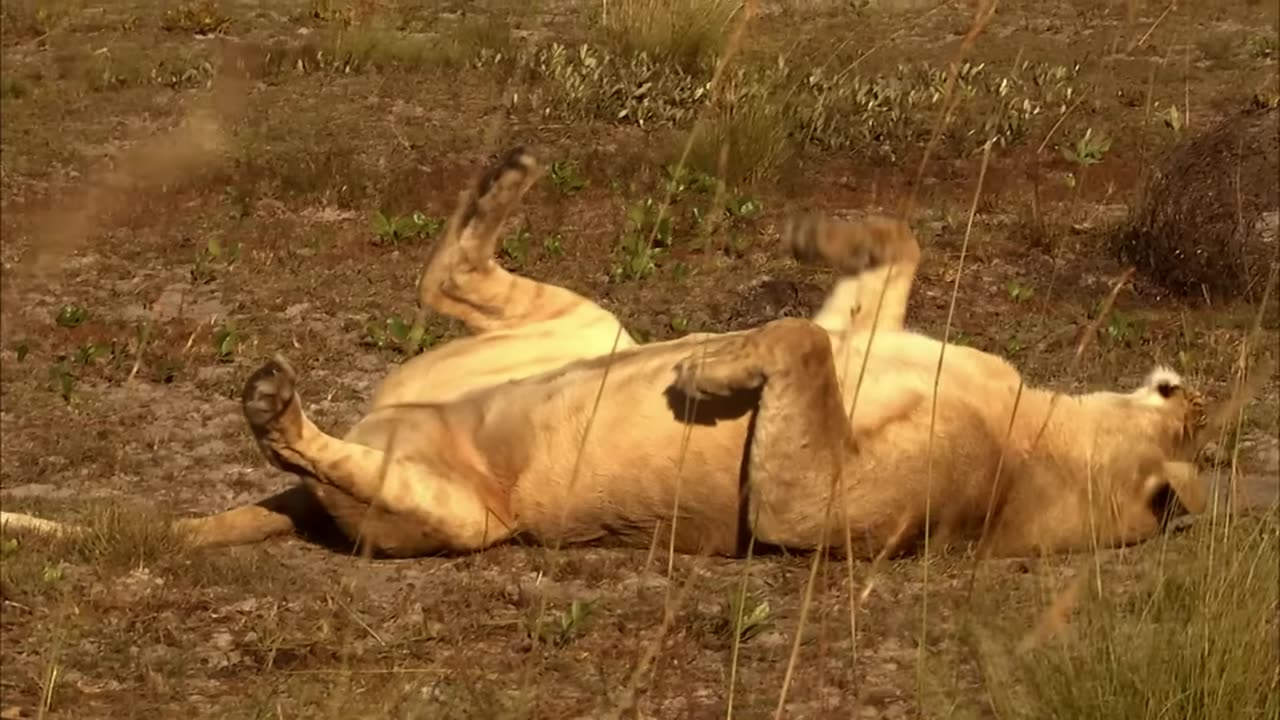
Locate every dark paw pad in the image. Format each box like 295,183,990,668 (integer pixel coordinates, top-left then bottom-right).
460,147,542,229
242,354,298,432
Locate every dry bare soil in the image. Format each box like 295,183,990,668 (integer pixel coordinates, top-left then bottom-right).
1,1,1277,718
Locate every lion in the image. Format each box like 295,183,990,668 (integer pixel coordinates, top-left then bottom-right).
0,147,1216,561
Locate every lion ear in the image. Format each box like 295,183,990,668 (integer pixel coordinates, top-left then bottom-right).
1144,461,1207,516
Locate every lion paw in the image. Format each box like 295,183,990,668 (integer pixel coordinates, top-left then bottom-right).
672,340,766,399
471,146,541,219
784,213,918,276
242,354,302,442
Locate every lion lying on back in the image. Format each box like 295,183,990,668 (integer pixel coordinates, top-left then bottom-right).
1,147,1215,560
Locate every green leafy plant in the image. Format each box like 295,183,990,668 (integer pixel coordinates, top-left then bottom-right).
47,361,76,402
1006,280,1035,303
523,599,597,648
212,323,241,362
1103,309,1147,348
192,237,241,284
662,163,718,198
73,343,107,366
364,316,436,354
549,160,588,194
1061,128,1111,167
723,587,773,643
54,305,87,329
611,198,671,282
501,227,531,268
371,211,445,246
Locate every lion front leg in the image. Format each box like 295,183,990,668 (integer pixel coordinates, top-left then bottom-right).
413,146,638,350
673,318,919,552
241,355,515,556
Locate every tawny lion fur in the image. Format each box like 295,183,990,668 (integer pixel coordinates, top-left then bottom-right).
1,147,1216,561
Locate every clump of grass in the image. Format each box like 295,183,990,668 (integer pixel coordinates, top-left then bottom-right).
329,22,511,72
161,0,231,36
0,0,68,41
973,511,1280,719
1,503,189,594
684,91,792,185
601,0,743,71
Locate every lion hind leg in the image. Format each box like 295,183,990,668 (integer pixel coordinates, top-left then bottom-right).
0,486,309,549
243,356,514,555
784,213,922,336
414,147,636,348
174,485,325,547
672,318,920,554
673,319,852,550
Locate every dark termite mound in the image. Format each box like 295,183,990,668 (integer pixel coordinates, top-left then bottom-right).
1112,104,1278,303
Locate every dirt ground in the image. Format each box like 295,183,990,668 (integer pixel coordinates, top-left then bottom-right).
1,1,1277,718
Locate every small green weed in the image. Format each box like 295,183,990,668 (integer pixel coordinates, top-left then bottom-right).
364,315,437,354
54,305,87,329
372,210,445,246
212,323,241,361
73,343,108,366
611,197,671,282
662,163,718,197
211,326,241,363
1061,127,1111,167
1102,309,1147,347
1006,280,1035,303
549,160,588,194
523,599,597,648
501,227,532,268
46,362,76,402
191,237,241,285
723,587,774,643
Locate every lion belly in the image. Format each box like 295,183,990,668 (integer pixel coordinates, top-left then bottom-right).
469,340,755,555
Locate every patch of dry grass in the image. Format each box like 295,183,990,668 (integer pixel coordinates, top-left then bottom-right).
602,0,744,71
970,511,1280,720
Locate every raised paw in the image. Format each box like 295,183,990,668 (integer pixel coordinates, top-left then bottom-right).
783,213,919,276
424,147,543,292
672,338,767,400
460,146,543,234
242,353,302,443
